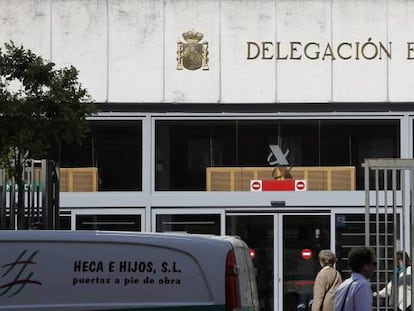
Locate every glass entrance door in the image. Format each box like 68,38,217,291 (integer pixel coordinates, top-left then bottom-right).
279,214,331,311
226,214,274,311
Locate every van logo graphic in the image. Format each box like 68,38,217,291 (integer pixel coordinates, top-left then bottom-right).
0,250,42,298
176,30,209,71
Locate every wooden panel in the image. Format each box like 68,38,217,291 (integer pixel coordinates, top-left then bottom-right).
331,169,354,190
206,166,355,191
307,170,327,190
257,169,274,180
208,169,232,191
60,171,69,192
60,168,98,192
234,170,254,192
289,168,305,180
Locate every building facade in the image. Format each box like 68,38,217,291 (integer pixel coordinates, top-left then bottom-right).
1,0,413,310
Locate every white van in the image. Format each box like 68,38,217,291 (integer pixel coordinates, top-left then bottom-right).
0,231,259,311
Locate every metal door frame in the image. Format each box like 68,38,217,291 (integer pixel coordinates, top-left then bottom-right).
226,210,277,311
275,211,333,311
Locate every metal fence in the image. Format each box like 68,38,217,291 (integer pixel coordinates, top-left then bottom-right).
0,159,59,230
363,158,414,311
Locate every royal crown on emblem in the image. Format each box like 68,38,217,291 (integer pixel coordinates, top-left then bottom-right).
182,30,204,43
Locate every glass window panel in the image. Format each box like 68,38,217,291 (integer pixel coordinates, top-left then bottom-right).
156,120,235,191
76,214,141,231
155,119,400,191
236,120,280,166
156,214,220,235
320,121,351,165
50,120,142,191
279,120,319,166
282,215,330,311
226,215,274,311
59,214,71,230
91,121,142,191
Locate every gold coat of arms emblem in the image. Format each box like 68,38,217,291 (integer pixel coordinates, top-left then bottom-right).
177,30,209,71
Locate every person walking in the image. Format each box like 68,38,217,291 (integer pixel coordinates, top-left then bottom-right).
312,249,342,311
373,251,412,311
334,247,377,311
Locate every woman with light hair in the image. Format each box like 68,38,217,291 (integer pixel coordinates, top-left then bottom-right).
312,249,342,311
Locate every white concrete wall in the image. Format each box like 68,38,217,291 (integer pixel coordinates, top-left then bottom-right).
0,0,413,104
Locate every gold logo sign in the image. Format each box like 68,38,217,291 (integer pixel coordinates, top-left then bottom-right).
177,30,209,71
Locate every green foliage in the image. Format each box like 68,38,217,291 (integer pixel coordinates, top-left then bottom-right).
0,41,96,179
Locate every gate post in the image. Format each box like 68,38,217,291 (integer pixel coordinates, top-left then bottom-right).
41,160,60,230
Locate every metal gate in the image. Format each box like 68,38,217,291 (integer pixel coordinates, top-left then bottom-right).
0,159,59,230
363,158,414,311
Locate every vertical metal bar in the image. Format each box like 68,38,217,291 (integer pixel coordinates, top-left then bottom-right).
26,185,30,228
35,161,40,221
411,168,414,311
0,170,6,229
392,169,398,311
375,169,380,310
4,173,10,229
41,160,59,230
401,169,407,311
26,164,31,228
365,163,370,246
375,168,379,249
41,160,48,229
384,169,390,307
10,176,15,230
29,160,35,225
54,162,60,230
402,169,406,251
36,182,40,220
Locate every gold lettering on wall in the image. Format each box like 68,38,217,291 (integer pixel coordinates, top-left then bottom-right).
246,38,396,61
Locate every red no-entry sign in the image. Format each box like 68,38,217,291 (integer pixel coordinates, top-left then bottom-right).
250,180,262,191
301,248,312,260
296,180,306,191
